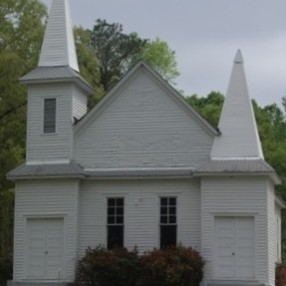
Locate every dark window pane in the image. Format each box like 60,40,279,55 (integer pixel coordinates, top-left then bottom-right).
160,225,177,249
108,216,114,224
169,216,176,224
116,198,124,206
160,216,167,224
108,207,115,215
169,207,176,215
161,198,168,206
44,98,56,133
161,207,167,215
107,226,123,249
117,207,123,215
116,216,123,224
169,198,176,206
108,198,115,207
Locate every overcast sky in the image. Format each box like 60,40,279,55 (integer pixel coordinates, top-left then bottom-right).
42,0,286,107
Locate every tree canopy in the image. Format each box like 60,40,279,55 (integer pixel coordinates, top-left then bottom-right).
87,19,179,92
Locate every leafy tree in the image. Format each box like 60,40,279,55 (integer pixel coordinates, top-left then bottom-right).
74,26,104,106
89,19,147,91
136,38,179,82
186,91,224,127
88,19,179,92
0,0,47,69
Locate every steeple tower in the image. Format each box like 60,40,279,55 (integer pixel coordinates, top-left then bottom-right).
39,0,79,71
20,0,92,163
211,50,264,160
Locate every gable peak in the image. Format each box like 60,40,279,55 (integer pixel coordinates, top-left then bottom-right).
38,0,79,72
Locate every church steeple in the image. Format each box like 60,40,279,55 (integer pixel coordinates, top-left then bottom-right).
38,0,79,72
211,50,264,160
20,0,92,164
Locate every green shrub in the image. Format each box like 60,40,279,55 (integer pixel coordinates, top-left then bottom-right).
76,245,141,286
276,262,286,286
140,245,204,286
0,256,12,286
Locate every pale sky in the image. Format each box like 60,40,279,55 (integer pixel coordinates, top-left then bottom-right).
42,0,286,107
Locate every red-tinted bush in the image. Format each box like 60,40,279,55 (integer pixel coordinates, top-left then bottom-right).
276,263,286,286
76,245,141,286
140,245,204,286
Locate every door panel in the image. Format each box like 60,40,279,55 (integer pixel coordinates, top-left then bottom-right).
26,218,64,279
214,217,235,278
214,217,254,279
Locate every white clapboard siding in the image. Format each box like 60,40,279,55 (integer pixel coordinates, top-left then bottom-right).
74,69,213,169
13,180,79,282
72,85,87,120
201,177,268,284
78,179,201,257
275,203,282,263
267,181,276,286
38,0,79,72
211,50,263,159
26,83,74,162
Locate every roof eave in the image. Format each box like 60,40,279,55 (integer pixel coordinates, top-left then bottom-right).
194,171,281,185
85,168,194,180
20,77,94,94
7,174,86,181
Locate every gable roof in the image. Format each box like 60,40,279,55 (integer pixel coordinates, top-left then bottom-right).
211,50,264,160
38,0,79,71
74,61,219,137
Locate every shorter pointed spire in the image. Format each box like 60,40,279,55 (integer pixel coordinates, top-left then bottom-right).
234,49,243,64
211,50,264,160
38,0,79,72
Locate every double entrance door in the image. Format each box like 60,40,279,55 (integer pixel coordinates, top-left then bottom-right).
25,218,64,279
214,217,255,279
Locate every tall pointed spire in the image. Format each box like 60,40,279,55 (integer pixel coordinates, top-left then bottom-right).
211,50,264,159
38,0,79,72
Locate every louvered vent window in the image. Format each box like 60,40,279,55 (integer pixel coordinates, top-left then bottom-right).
44,98,56,133
160,197,177,249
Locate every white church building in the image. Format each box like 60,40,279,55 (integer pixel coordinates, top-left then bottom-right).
7,0,285,286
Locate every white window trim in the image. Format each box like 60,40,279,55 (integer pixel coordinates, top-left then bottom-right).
42,97,58,135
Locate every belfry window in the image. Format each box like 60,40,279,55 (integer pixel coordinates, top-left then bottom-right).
43,98,56,133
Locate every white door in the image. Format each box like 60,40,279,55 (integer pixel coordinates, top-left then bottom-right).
214,217,254,279
26,218,64,279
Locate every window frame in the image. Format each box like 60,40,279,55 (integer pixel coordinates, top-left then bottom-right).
43,97,57,134
106,197,124,249
160,196,177,249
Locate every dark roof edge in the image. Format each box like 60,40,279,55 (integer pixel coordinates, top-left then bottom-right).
7,165,195,180
194,170,281,185
20,66,94,94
